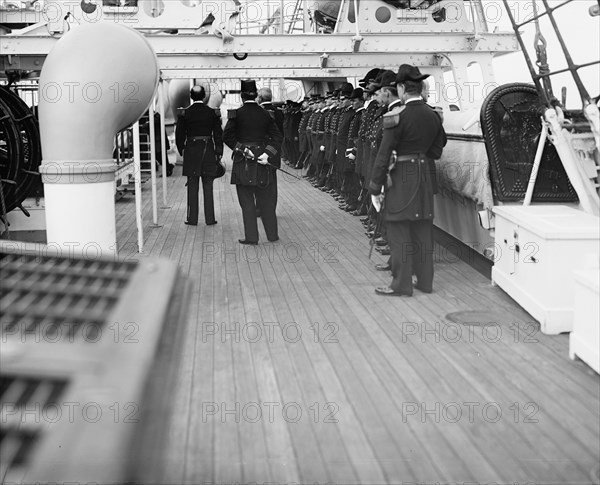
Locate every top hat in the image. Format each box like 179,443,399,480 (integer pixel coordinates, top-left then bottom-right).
339,82,354,98
349,87,364,100
396,64,430,84
240,79,257,94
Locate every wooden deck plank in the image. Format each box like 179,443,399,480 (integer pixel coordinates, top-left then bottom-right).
279,208,508,482
113,159,600,485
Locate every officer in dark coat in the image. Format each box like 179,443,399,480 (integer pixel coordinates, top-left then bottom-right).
223,80,283,244
369,65,446,296
175,85,224,226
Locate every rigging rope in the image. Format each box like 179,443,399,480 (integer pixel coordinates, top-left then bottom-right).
531,0,554,101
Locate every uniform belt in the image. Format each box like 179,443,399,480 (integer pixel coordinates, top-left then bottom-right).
395,153,427,162
189,136,211,141
240,141,263,147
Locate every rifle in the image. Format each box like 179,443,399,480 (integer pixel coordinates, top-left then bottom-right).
356,185,367,212
301,151,313,176
323,163,335,186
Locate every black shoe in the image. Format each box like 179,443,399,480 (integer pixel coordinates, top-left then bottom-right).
184,221,197,226
206,221,218,226
375,263,391,271
167,164,174,177
375,286,412,297
239,239,258,245
267,237,280,242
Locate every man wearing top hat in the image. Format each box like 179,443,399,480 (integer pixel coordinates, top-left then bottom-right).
369,64,446,296
223,80,283,245
175,84,224,226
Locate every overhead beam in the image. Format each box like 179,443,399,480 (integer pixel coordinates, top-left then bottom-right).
1,32,518,57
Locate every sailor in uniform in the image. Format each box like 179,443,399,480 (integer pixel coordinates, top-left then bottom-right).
223,80,283,244
369,65,446,296
175,85,224,226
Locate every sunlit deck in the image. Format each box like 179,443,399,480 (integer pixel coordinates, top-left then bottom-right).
116,155,600,485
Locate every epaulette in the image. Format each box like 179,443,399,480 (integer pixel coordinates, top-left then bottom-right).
383,105,406,129
227,109,237,120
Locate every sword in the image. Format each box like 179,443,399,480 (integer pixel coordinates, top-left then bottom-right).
260,160,304,180
368,196,384,259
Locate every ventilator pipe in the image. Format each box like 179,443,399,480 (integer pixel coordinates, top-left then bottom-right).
168,78,192,120
207,89,223,112
168,78,192,164
160,80,173,125
38,23,158,257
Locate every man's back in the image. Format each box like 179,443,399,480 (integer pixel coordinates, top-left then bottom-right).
232,103,276,142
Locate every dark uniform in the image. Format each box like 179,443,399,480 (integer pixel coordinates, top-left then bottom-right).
335,104,356,204
223,99,283,243
369,98,446,295
297,105,311,167
175,100,223,225
347,104,365,211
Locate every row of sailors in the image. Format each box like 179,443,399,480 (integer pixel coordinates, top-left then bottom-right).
280,68,435,217
277,67,446,296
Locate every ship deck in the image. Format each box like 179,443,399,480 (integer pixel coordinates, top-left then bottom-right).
115,157,600,485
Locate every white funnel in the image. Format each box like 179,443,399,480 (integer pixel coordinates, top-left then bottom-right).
38,23,158,256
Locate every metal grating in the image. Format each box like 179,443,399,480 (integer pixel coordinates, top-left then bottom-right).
0,375,68,484
0,251,136,343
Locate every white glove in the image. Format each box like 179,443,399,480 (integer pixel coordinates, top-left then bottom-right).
371,194,383,213
319,145,325,152
257,153,269,165
347,152,356,161
243,147,255,158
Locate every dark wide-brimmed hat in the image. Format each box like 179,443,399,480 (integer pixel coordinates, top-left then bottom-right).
359,68,383,88
349,87,364,100
396,64,430,84
339,82,354,98
367,70,395,93
240,79,257,95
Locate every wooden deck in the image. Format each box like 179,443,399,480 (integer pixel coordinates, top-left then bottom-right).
116,157,600,485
